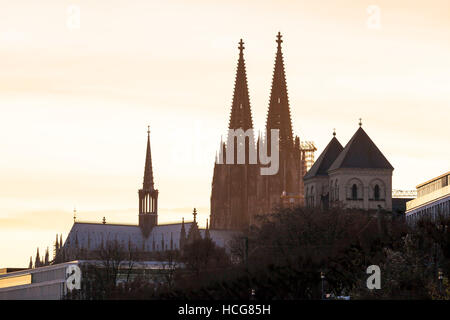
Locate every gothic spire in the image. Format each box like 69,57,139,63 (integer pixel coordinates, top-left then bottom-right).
228,39,253,131
35,248,40,268
180,217,186,249
205,219,210,239
44,247,49,265
266,32,294,150
187,209,201,243
143,126,154,190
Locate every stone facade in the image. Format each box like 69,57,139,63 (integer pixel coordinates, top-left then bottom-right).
328,168,393,211
210,33,307,231
304,126,394,211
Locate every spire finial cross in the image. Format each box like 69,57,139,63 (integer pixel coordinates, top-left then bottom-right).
333,128,336,137
359,118,362,127
193,208,197,222
238,39,245,53
147,125,150,136
276,32,283,47
73,207,76,222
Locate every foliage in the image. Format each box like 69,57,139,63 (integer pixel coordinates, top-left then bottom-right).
65,208,450,300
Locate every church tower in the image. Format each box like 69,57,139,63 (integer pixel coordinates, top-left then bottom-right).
210,33,310,231
210,39,258,230
258,32,304,213
138,126,158,237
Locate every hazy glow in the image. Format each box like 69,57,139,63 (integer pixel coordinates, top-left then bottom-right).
1,0,449,266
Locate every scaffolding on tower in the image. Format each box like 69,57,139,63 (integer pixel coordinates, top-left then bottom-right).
300,141,317,174
299,141,317,204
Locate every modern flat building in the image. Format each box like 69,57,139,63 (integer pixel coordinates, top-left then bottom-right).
0,261,80,300
392,189,417,214
0,260,183,300
406,171,450,223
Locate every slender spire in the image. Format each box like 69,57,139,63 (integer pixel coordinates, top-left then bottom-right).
35,248,40,268
276,31,283,48
187,209,201,243
180,217,186,248
266,32,293,150
44,247,49,265
228,39,253,131
143,125,154,190
205,219,210,239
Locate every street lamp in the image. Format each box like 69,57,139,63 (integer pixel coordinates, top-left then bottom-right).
438,269,443,297
320,272,325,299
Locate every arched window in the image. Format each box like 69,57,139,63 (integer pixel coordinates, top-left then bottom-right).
352,184,358,200
306,187,309,207
374,184,380,200
329,181,333,201
335,180,338,200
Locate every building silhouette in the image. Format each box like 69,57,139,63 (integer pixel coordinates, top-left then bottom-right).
210,33,315,231
57,128,236,262
304,122,394,211
138,126,159,237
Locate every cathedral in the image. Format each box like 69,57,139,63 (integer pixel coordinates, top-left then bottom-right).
59,33,394,258
210,33,314,231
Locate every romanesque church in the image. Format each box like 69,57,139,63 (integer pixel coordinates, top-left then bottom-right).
303,123,394,211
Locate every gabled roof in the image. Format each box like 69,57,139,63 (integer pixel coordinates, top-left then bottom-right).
303,136,343,180
62,221,237,253
64,222,192,252
328,127,393,171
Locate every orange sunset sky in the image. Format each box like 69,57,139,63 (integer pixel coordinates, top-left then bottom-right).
1,0,449,267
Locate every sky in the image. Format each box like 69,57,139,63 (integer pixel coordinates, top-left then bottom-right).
0,0,449,267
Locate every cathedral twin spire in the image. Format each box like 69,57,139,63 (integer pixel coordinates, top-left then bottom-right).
266,32,294,151
212,33,302,230
226,32,294,154
228,39,253,131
